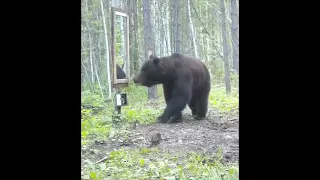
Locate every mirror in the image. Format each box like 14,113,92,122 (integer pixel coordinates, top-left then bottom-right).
111,7,130,87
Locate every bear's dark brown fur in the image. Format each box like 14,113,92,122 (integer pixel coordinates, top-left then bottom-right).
133,53,211,123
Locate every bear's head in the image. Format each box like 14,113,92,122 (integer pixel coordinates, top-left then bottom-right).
133,55,173,87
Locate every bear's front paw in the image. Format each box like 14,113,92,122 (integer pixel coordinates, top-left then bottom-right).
193,115,205,120
168,116,183,124
157,116,168,123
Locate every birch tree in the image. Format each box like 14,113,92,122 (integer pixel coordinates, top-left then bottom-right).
187,0,198,57
220,0,231,94
100,0,112,99
81,0,239,98
84,0,95,84
143,0,158,99
231,0,239,74
172,0,181,53
165,0,171,55
131,0,140,73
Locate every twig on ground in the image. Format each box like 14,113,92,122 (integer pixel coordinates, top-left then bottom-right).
228,118,239,121
95,156,109,164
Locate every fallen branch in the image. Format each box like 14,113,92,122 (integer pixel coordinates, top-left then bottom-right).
95,156,109,164
228,118,239,121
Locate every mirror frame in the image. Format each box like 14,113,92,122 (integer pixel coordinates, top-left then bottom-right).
111,7,130,88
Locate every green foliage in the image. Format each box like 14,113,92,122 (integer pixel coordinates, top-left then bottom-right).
81,83,164,145
82,148,238,180
121,107,162,124
82,90,107,107
230,73,239,86
82,82,239,179
81,107,113,144
81,82,238,145
209,85,239,114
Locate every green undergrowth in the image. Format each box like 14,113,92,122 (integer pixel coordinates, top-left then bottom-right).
82,82,239,180
81,84,164,145
81,82,238,144
209,85,238,115
82,148,238,180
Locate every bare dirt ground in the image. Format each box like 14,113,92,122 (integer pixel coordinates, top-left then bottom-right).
81,107,239,169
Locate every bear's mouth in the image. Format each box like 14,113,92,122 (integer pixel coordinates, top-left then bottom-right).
145,81,160,87
133,78,160,87
134,81,158,87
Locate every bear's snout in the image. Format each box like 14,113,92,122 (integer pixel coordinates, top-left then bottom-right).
133,75,140,84
133,77,138,83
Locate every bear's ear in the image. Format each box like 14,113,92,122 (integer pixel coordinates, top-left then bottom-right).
153,57,160,65
149,54,156,59
150,55,160,64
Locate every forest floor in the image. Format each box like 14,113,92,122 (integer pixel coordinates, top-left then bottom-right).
81,101,239,179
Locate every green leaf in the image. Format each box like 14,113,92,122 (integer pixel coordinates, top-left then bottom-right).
89,172,96,179
228,167,236,175
139,159,145,166
81,131,88,138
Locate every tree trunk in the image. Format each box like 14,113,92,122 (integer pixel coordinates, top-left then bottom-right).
199,4,203,60
132,0,139,73
142,0,158,99
127,0,133,77
85,0,94,84
172,0,181,53
206,3,210,62
94,55,105,99
220,0,231,94
159,0,164,56
137,0,143,68
165,0,171,55
100,0,112,99
187,0,198,57
231,0,239,74
81,58,93,91
170,0,174,54
151,0,159,56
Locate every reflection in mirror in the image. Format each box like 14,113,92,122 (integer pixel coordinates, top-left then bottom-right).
116,64,126,79
115,13,128,80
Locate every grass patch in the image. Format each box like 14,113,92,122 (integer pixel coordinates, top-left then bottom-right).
81,84,164,145
82,148,238,180
209,85,239,115
82,81,239,180
81,82,239,144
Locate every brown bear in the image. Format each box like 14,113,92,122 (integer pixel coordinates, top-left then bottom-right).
133,53,211,123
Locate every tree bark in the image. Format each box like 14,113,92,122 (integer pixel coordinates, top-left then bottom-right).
172,0,181,53
220,0,231,94
231,0,239,74
206,3,210,62
142,0,158,99
94,55,105,99
159,0,165,56
165,0,171,55
100,0,112,99
85,0,95,84
187,0,198,57
131,0,139,73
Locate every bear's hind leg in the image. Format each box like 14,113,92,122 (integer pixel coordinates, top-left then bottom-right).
195,92,209,120
188,96,197,117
